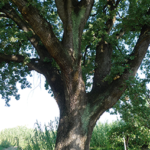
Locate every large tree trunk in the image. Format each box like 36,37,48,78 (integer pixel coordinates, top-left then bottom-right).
54,91,123,149
54,68,95,150
55,99,95,150
55,91,106,149
53,66,124,149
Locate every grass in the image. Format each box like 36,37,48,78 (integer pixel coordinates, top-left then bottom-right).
0,118,58,150
0,119,149,150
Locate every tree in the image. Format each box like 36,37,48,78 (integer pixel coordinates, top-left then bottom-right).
0,0,150,149
109,78,150,149
108,119,150,150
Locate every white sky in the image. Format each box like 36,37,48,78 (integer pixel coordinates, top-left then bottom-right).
0,71,120,132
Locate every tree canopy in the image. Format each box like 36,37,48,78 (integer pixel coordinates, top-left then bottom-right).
0,0,149,105
1,0,150,149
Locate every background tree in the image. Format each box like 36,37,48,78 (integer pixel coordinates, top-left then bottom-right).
107,119,150,150
0,0,150,149
108,77,150,149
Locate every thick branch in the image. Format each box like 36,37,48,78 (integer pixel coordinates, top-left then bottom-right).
89,25,150,124
87,75,127,129
0,52,65,109
40,63,65,112
11,0,71,70
28,59,65,111
127,26,150,75
1,3,51,61
1,3,65,109
92,1,149,93
0,53,42,73
55,0,66,24
92,40,113,92
0,53,24,63
58,0,94,65
78,0,95,32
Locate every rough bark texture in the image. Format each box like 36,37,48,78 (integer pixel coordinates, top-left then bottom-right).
1,0,150,149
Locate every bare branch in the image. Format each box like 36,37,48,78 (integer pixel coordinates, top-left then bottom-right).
117,11,123,19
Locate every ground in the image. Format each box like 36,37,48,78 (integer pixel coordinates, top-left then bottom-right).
0,146,18,150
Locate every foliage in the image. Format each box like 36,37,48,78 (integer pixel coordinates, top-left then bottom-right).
106,74,150,148
109,76,150,120
27,118,58,150
0,0,149,105
90,121,112,149
91,119,150,149
108,120,150,149
0,118,58,150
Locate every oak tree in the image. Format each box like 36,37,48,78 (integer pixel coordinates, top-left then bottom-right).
0,0,150,149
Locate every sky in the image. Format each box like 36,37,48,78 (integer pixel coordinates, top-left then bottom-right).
0,71,120,132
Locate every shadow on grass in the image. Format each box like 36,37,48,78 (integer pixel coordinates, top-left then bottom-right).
0,146,4,150
0,139,12,149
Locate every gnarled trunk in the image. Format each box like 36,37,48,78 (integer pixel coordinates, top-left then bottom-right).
53,67,94,149
55,100,95,150
53,63,103,150
53,68,113,150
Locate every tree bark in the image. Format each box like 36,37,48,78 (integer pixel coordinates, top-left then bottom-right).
55,97,93,150
54,80,103,150
53,64,127,149
125,135,129,150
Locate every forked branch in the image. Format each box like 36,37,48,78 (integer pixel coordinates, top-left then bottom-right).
11,0,71,70
0,53,42,73
90,25,150,116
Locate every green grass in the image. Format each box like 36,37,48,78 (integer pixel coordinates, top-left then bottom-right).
0,126,34,149
0,119,149,150
0,118,58,150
